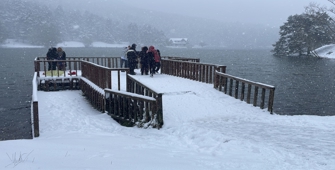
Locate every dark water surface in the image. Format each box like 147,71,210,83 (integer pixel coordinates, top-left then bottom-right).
1,47,334,140
165,48,335,116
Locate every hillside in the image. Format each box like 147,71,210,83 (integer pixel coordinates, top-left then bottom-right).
3,0,279,48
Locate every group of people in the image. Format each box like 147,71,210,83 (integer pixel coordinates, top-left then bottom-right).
46,47,66,70
121,43,161,76
45,44,158,75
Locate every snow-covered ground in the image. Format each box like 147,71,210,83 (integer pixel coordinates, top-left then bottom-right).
2,39,335,59
56,41,129,48
0,70,334,170
314,44,335,59
0,39,44,48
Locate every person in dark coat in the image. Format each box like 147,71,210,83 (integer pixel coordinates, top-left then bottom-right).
139,46,149,75
50,47,58,70
46,48,53,70
57,47,66,70
46,47,58,70
126,43,138,75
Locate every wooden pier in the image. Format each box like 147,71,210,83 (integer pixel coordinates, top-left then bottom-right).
32,56,275,137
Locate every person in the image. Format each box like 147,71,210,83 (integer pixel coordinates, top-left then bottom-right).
120,46,128,69
147,46,160,77
139,46,149,75
126,43,138,75
46,48,53,70
57,47,66,70
155,49,161,73
46,47,58,70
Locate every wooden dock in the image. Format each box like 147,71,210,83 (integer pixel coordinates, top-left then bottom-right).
32,56,275,137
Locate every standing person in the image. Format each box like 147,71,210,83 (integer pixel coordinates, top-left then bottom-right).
155,49,161,73
120,46,128,69
57,47,66,70
46,47,58,70
46,48,53,71
147,45,160,77
126,43,138,75
139,46,149,75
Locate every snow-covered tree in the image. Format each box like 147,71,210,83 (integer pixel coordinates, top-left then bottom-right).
272,11,333,56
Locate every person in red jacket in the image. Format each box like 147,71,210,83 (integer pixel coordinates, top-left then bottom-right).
147,46,160,77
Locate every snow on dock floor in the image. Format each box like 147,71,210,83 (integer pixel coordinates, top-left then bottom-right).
1,69,334,170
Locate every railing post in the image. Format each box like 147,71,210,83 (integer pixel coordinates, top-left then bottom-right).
126,74,131,92
241,82,245,101
155,93,164,129
268,88,275,114
33,101,39,137
229,79,233,96
223,77,228,94
247,84,252,104
260,88,266,109
235,81,239,99
253,86,259,107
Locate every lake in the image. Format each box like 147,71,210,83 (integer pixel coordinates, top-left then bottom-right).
1,47,334,140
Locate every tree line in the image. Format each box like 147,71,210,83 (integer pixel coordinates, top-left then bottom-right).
272,2,335,56
0,0,167,47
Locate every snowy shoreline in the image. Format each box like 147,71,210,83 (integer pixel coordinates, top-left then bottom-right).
2,40,335,59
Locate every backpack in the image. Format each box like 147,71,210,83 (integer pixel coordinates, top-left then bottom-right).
153,50,160,62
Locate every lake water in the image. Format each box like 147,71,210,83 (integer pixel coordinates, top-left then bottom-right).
1,47,334,140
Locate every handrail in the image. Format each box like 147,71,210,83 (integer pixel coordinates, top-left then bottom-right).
32,55,276,135
123,74,164,128
81,60,128,90
214,71,275,113
104,89,163,129
161,58,226,83
80,78,105,112
34,59,81,78
35,56,121,68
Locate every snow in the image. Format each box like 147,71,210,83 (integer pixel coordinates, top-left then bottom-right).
90,42,129,48
0,39,129,48
2,39,335,60
1,70,335,170
314,44,335,59
56,41,85,48
0,39,44,48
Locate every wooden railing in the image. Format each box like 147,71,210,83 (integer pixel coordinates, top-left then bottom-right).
34,57,81,77
35,57,121,69
80,60,128,112
214,72,275,113
161,58,226,84
117,74,164,128
105,89,163,129
32,55,276,137
80,79,105,112
81,60,128,90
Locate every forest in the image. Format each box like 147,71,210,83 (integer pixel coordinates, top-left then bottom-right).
0,0,167,47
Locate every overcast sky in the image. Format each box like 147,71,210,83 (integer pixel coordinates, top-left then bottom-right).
120,0,330,26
